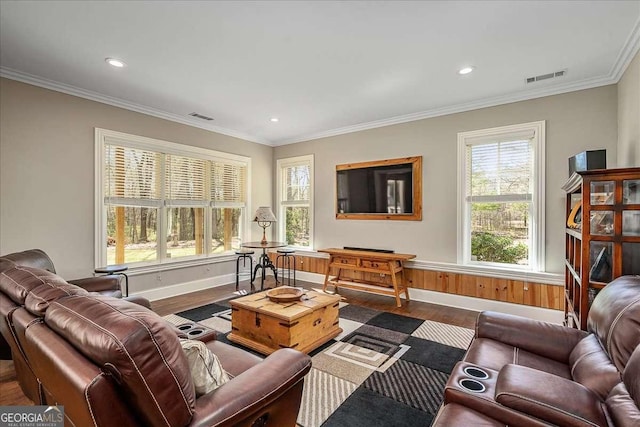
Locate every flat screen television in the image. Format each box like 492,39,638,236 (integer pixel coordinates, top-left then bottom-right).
336,156,422,221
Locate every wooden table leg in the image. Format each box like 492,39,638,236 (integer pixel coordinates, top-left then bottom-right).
389,261,402,307
322,258,331,293
401,265,410,301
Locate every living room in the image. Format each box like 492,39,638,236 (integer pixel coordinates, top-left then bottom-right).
1,1,639,426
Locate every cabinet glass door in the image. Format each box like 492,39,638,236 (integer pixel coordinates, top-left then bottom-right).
591,211,614,235
623,179,640,204
622,242,640,276
623,211,640,236
589,242,612,283
590,181,615,205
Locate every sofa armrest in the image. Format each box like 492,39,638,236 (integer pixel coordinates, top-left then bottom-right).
476,311,588,362
68,276,122,293
123,295,151,309
189,348,311,427
495,364,608,427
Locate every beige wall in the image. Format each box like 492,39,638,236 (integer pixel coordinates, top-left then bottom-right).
274,86,618,274
0,78,273,290
0,76,622,291
617,51,640,167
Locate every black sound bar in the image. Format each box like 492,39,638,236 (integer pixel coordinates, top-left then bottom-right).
343,246,394,254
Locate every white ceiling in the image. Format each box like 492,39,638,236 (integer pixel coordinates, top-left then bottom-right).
1,1,639,146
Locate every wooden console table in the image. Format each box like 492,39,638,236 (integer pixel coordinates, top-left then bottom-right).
318,248,415,307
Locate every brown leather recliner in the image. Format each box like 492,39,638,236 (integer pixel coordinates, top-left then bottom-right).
1,249,126,297
0,262,151,403
435,275,640,426
0,249,150,360
433,343,640,426
1,265,311,426
0,264,90,402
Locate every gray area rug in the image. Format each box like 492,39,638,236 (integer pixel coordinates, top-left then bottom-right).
165,295,473,427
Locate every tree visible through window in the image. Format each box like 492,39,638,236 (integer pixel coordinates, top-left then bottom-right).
458,122,545,270
277,155,313,248
97,129,249,267
469,140,531,265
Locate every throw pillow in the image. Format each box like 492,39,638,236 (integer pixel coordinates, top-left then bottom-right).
180,339,230,396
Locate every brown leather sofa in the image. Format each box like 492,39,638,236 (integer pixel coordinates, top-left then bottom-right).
0,265,312,426
0,249,149,360
1,248,127,297
434,275,640,426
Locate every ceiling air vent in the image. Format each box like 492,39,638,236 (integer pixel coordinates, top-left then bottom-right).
189,112,214,121
525,69,566,84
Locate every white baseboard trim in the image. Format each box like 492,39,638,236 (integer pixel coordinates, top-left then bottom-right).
295,271,563,324
295,271,327,284
135,273,235,301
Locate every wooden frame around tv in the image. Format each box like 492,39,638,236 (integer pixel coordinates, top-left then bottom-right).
336,156,422,221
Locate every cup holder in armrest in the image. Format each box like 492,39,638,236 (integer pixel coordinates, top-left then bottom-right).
177,323,195,331
463,366,489,380
187,328,205,337
458,378,486,393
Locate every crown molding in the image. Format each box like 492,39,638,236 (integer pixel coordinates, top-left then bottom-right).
275,17,640,146
610,16,640,81
3,13,639,150
0,67,273,146
274,74,616,146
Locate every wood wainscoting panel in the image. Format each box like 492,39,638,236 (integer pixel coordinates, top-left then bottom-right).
497,279,525,304
438,272,457,293
405,268,423,289
523,282,541,307
540,283,563,309
422,270,440,291
413,270,444,292
275,253,562,310
473,276,493,300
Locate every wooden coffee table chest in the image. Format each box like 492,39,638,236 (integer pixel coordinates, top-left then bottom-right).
228,289,342,355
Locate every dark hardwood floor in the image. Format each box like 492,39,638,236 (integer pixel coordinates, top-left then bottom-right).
0,279,478,406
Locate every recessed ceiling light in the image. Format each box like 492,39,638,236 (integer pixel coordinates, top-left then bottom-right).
270,117,279,122
105,58,126,68
458,66,475,75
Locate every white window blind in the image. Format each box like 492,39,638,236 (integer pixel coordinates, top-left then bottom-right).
466,139,533,203
96,128,251,268
457,121,545,272
165,154,207,206
211,162,247,206
104,144,161,207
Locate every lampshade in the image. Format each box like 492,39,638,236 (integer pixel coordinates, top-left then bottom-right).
253,207,277,223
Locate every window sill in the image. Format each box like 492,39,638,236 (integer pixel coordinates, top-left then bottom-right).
107,254,238,277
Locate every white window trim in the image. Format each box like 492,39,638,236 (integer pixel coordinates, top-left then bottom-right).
94,128,251,269
276,155,314,249
457,121,546,272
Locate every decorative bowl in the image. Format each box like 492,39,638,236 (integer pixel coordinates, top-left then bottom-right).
266,286,304,303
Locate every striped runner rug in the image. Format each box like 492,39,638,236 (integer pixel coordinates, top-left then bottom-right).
164,297,474,427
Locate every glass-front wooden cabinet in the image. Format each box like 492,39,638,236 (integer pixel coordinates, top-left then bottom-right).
562,167,640,330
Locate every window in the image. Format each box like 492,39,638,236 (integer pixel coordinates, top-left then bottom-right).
276,155,314,248
457,121,545,271
96,129,250,268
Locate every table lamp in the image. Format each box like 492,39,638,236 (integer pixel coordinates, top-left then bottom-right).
253,207,277,245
